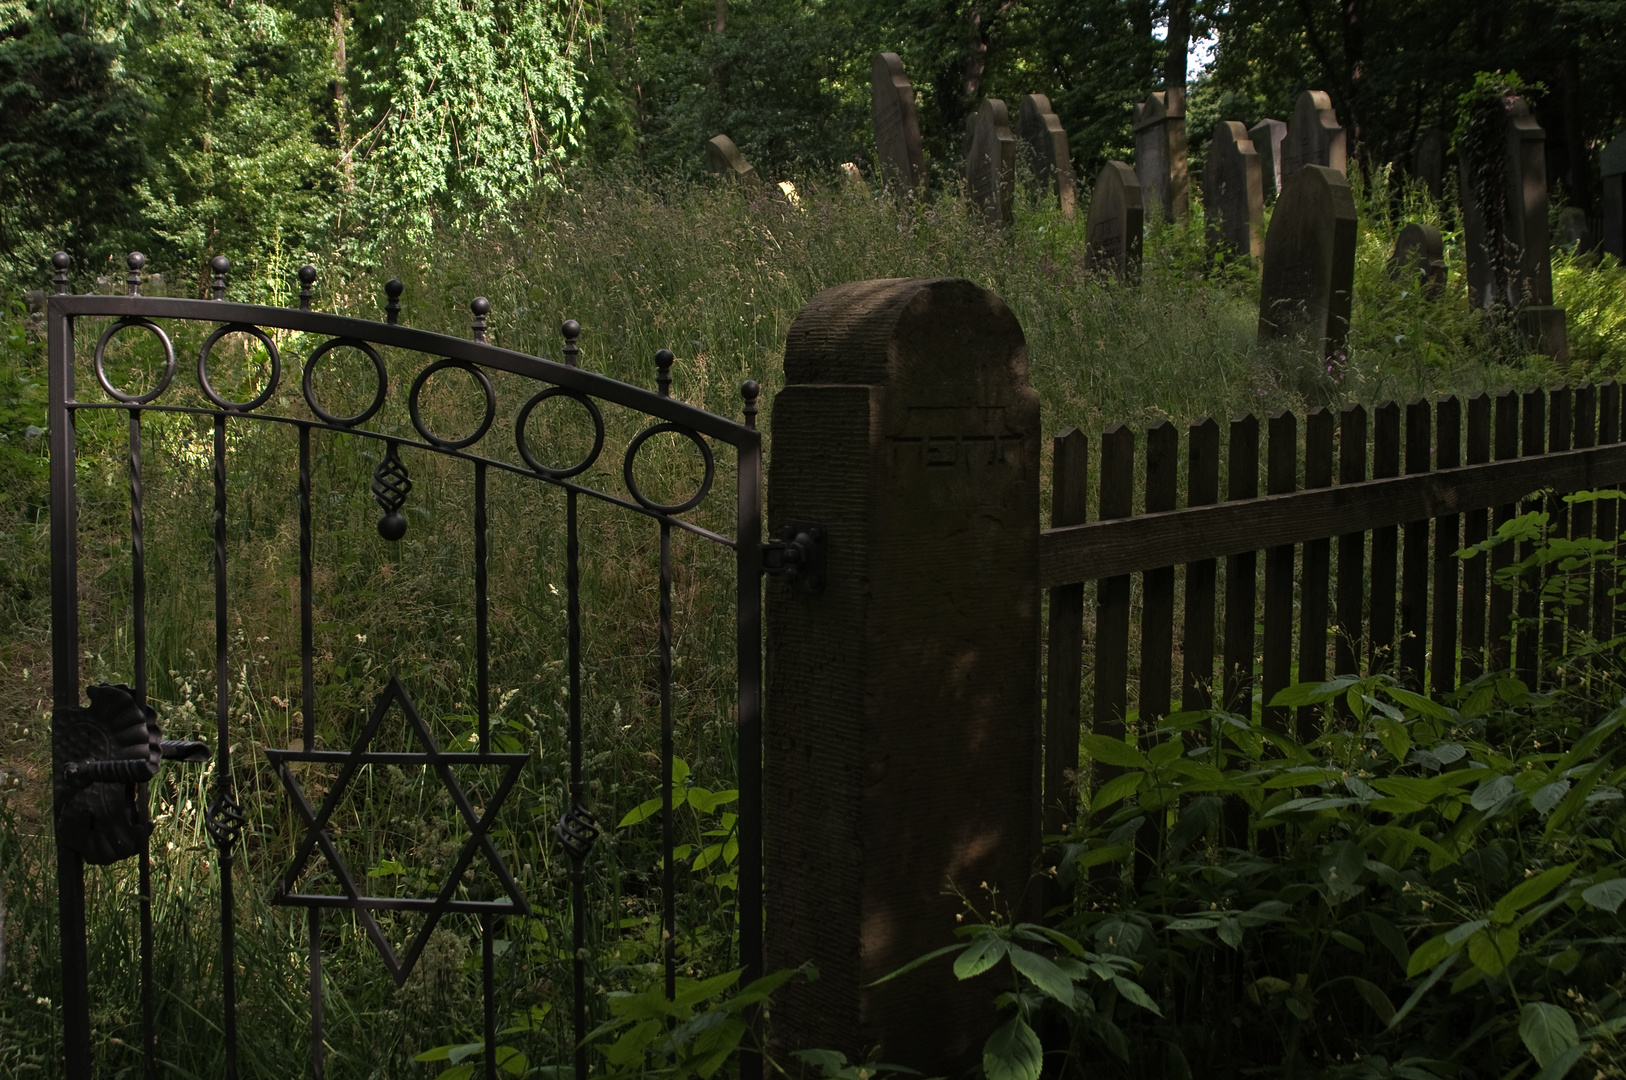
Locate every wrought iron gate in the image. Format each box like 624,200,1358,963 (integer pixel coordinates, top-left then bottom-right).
44,252,764,1078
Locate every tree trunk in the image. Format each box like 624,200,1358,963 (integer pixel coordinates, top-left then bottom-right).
332,2,352,192
1164,0,1191,89
1340,0,1365,156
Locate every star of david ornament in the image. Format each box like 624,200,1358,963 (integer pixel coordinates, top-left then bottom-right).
265,677,530,985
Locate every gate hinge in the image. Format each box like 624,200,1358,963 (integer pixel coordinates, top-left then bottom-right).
762,523,827,593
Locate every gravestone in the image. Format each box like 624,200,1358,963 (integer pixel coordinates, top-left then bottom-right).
1557,207,1593,254
1018,93,1076,217
838,161,866,189
765,277,1040,1075
966,98,1016,226
1250,118,1287,198
1083,161,1144,283
871,52,928,195
1601,131,1625,261
1414,128,1447,200
1257,164,1357,360
1388,223,1447,298
1203,121,1264,261
1133,88,1188,221
1459,95,1566,361
706,135,758,183
1280,91,1346,182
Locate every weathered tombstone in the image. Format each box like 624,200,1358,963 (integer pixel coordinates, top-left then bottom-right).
706,134,758,183
1557,207,1593,254
838,161,866,189
966,98,1016,226
1257,164,1357,360
1203,121,1264,261
765,276,1040,1075
1600,132,1625,261
1459,95,1566,361
1250,118,1287,199
1280,91,1346,182
1389,223,1447,298
1133,87,1188,221
1018,93,1076,217
1083,161,1144,283
23,289,45,341
1414,127,1447,200
871,52,928,195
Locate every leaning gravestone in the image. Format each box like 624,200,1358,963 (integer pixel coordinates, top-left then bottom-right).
871,52,928,195
1414,128,1447,200
1018,93,1076,217
1280,91,1346,182
765,276,1040,1077
1389,223,1447,298
1602,131,1625,261
1203,121,1264,260
1459,95,1566,360
1133,88,1188,221
1250,118,1287,198
1258,164,1357,361
966,98,1017,226
1084,162,1145,283
706,135,758,183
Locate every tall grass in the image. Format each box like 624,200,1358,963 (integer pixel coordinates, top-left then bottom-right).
3,166,1623,1078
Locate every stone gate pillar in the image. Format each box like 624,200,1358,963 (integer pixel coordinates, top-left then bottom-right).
765,278,1041,1073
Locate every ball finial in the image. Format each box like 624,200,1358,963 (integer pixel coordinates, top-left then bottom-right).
210,255,231,275
377,512,407,542
471,296,491,316
52,251,72,270
127,251,146,271
561,319,580,340
741,380,761,429
654,348,675,398
298,264,317,284
385,278,404,298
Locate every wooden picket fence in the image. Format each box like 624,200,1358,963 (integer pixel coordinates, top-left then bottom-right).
1039,382,1626,834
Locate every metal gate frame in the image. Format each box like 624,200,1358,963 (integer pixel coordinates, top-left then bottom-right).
44,252,764,1079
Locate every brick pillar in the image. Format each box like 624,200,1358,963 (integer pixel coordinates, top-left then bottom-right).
764,277,1041,1073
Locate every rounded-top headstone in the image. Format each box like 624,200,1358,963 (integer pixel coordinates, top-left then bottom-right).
768,277,1039,1075
1280,90,1346,182
871,52,927,195
1017,94,1076,217
705,134,758,183
1203,120,1264,261
966,98,1016,226
1250,117,1287,198
1083,161,1144,283
1133,87,1188,220
1257,164,1357,361
1389,223,1447,298
1414,128,1447,200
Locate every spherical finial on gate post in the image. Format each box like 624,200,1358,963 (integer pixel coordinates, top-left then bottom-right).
561,319,580,368
210,255,231,301
741,379,760,429
52,251,72,294
126,252,146,297
470,296,490,342
297,264,317,310
385,278,404,324
655,348,674,398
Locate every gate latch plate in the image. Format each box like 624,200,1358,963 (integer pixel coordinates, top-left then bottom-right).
762,522,826,593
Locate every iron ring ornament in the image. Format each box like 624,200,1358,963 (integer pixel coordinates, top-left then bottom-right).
515,387,606,479
198,322,282,412
408,358,496,450
93,318,177,404
301,337,388,427
623,422,715,514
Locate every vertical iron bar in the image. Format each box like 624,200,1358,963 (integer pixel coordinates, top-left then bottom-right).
661,519,676,999
301,426,315,746
48,273,92,1080
309,908,324,1079
735,415,765,1080
131,407,157,1080
483,914,497,1080
476,461,489,752
567,489,588,1080
214,413,239,1080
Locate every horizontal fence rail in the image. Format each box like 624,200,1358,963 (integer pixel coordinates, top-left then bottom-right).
1042,384,1626,837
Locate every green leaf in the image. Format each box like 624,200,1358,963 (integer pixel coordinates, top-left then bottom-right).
1350,977,1396,1025
982,1015,1043,1080
1081,733,1150,770
1217,916,1243,949
1519,1002,1579,1068
1008,945,1074,1004
1470,774,1516,811
1319,839,1366,902
1467,926,1519,976
1532,780,1571,815
1075,843,1131,869
367,858,407,877
1367,912,1411,970
1531,1044,1588,1080
1582,878,1626,913
1389,953,1457,1029
1491,864,1576,923
1091,770,1143,811
1112,975,1163,1016
1373,716,1412,762
952,934,1008,980
867,943,965,986
1385,685,1455,720
618,797,663,828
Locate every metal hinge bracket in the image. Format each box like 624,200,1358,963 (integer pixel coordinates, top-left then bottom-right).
762,522,827,593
